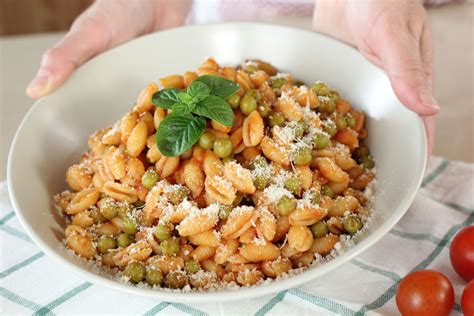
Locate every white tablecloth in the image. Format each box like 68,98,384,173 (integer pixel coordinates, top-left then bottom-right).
1,156,473,315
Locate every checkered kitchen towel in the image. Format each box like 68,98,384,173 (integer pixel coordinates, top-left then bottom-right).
1,156,473,315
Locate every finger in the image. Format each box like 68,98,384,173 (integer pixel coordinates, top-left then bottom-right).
374,25,440,117
26,0,155,99
420,22,435,92
422,115,435,158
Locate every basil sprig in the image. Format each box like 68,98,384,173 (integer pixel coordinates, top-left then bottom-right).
152,75,240,157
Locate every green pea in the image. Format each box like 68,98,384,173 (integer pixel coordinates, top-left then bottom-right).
122,217,138,234
153,224,172,241
321,185,334,199
313,133,330,150
168,186,189,205
164,271,188,289
214,138,233,158
249,156,268,170
185,260,200,273
343,216,363,234
254,175,270,190
240,95,257,115
227,94,241,109
142,170,158,189
271,77,287,89
123,262,146,283
319,97,336,114
90,207,107,224
361,156,375,169
308,189,321,205
334,115,347,130
293,147,312,166
146,269,163,286
345,114,356,128
268,112,286,127
277,196,296,216
323,121,337,137
117,233,135,248
117,202,132,219
284,176,301,195
257,103,271,118
199,132,216,150
245,89,260,99
97,236,117,254
294,121,309,139
100,201,118,219
310,221,329,238
243,64,258,74
159,238,180,256
219,205,233,220
328,90,340,103
313,81,330,96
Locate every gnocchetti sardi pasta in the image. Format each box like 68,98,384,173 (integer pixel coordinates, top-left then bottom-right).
54,58,376,291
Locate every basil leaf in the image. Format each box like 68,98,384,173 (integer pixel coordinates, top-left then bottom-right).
178,92,193,105
187,102,197,112
171,103,192,116
193,95,234,126
187,81,210,102
152,88,182,109
155,114,206,157
195,75,240,99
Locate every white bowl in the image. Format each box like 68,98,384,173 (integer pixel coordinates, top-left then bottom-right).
7,22,427,302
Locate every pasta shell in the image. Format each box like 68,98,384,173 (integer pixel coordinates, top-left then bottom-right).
65,225,97,259
66,164,93,191
261,136,290,166
242,111,264,147
133,83,158,113
155,156,180,179
288,226,313,252
66,188,100,215
203,150,223,177
316,157,349,183
223,161,255,194
239,243,280,262
220,206,255,239
120,111,138,143
183,158,205,198
102,181,138,203
127,120,148,157
204,175,236,205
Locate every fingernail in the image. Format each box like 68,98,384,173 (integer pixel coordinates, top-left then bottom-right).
26,73,52,98
419,89,440,112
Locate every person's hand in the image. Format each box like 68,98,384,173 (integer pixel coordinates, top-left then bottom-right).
313,0,438,155
26,0,190,99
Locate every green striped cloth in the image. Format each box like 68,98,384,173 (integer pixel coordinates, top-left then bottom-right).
1,157,473,315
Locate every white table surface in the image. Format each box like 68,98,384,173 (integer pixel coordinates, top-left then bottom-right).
0,4,473,181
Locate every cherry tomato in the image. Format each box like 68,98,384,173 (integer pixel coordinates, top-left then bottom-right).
462,280,474,316
396,270,454,316
450,225,474,282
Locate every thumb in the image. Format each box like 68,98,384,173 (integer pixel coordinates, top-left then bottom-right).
26,4,110,99
26,47,77,99
374,29,439,117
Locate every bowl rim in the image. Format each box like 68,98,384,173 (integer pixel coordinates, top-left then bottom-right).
7,21,427,303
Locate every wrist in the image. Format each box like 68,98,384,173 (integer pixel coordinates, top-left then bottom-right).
312,0,354,45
